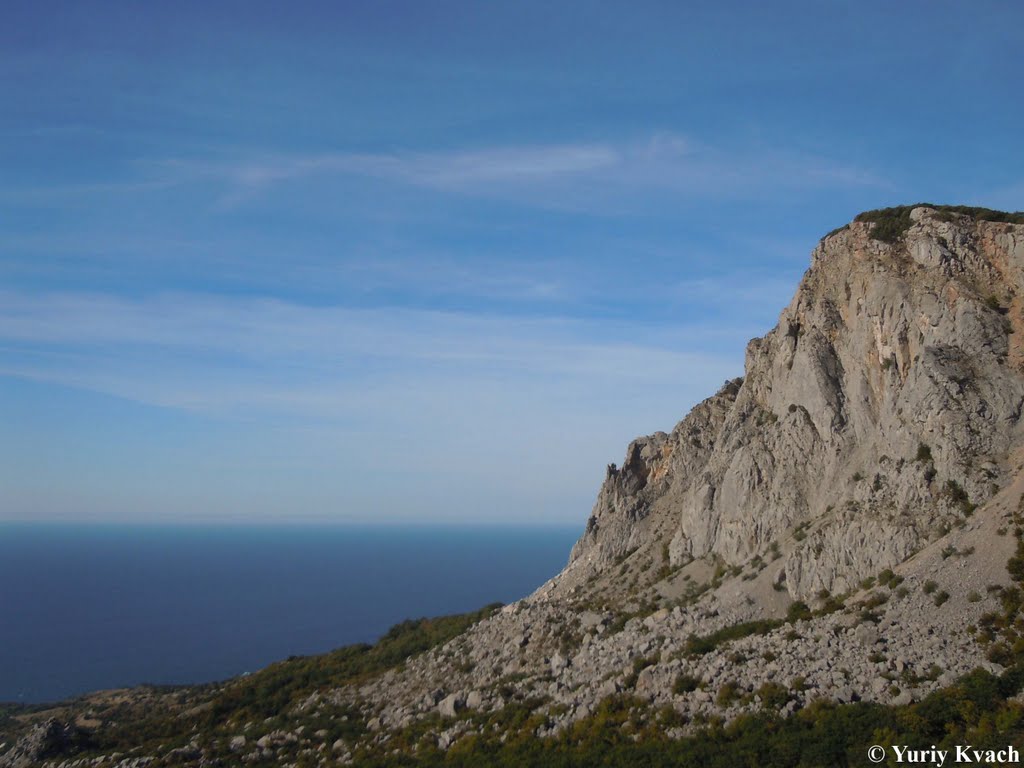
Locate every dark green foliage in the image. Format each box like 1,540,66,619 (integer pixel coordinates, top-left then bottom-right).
685,619,784,657
673,673,701,694
915,443,933,463
792,520,810,542
351,685,1024,768
861,591,888,610
785,600,812,623
88,603,503,755
816,593,847,615
715,680,742,707
206,603,502,723
877,569,903,589
855,207,919,243
855,204,1024,244
1009,552,1024,583
942,479,977,516
756,681,791,711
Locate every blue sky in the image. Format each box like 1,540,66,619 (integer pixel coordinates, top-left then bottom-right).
2,1,1022,525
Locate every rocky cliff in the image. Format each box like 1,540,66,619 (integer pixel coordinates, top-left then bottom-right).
564,205,1024,599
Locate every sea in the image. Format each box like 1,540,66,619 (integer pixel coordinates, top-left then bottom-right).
0,523,580,704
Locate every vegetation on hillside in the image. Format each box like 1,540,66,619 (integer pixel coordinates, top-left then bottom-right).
853,204,1024,244
33,603,505,760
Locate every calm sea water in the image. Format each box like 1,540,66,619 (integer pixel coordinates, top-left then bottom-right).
0,524,579,704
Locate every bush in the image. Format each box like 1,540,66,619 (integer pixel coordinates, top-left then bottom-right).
685,619,784,657
673,674,702,695
787,601,813,622
757,681,791,710
716,681,742,707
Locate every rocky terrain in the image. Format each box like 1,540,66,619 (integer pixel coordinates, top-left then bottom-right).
4,204,1024,767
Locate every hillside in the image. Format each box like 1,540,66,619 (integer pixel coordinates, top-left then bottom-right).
4,204,1024,767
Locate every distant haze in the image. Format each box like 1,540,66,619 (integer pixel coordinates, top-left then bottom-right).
2,2,1022,524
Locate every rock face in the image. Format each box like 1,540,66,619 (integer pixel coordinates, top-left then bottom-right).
566,206,1024,599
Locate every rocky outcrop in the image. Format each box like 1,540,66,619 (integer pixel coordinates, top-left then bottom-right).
0,720,76,768
567,206,1024,599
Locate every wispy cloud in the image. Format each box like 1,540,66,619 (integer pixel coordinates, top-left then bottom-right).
0,132,888,215
0,290,741,418
166,141,624,207
0,289,747,525
149,133,885,210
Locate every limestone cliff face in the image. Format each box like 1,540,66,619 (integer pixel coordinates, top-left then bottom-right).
569,206,1024,598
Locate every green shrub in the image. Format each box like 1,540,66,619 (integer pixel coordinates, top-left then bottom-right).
685,619,784,657
673,674,702,695
716,681,742,707
786,601,812,622
756,681,790,710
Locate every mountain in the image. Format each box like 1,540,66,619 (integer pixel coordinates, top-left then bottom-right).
559,204,1024,601
5,204,1024,767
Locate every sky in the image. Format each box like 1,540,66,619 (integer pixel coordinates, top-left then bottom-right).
2,1,1023,525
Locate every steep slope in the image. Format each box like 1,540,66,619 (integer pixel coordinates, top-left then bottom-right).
562,205,1024,600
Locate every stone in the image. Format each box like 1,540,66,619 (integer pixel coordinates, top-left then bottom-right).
437,693,465,718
